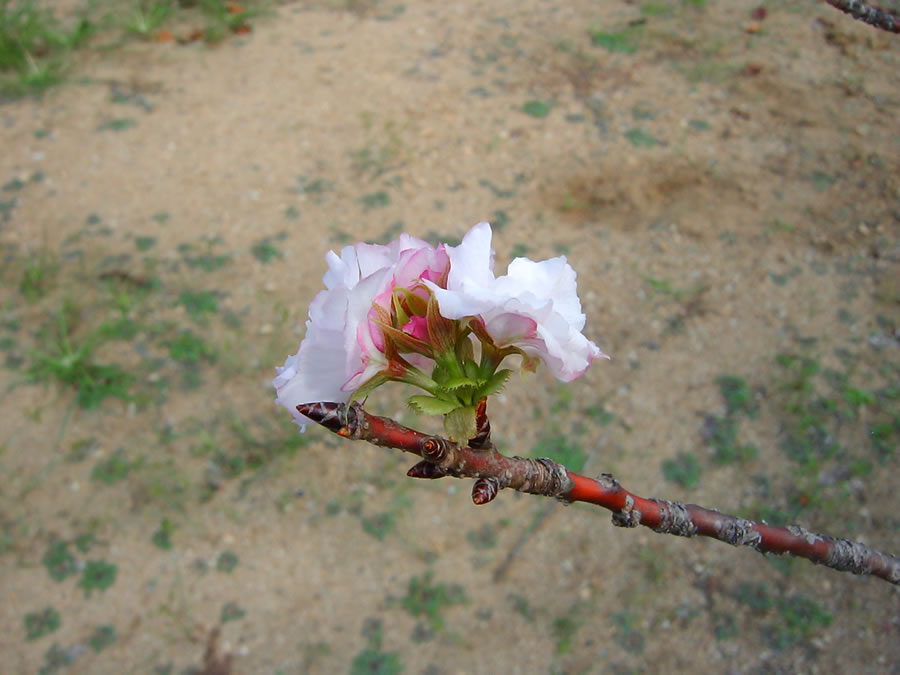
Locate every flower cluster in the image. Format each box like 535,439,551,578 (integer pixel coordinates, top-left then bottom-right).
274,222,607,437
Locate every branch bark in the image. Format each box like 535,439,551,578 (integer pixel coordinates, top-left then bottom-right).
825,0,900,33
297,402,900,586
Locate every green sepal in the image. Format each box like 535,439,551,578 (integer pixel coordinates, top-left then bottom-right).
407,395,460,416
481,369,512,397
349,372,391,404
442,376,478,392
391,291,410,328
444,405,477,442
431,362,452,386
458,335,475,363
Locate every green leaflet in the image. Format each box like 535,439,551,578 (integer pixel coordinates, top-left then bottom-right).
441,376,479,391
482,369,512,397
445,406,477,442
350,373,391,404
407,395,460,415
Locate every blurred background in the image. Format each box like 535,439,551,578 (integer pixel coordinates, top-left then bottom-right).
0,1,898,672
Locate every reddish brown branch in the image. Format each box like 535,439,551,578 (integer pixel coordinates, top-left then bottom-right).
566,473,900,585
297,402,900,585
825,0,900,32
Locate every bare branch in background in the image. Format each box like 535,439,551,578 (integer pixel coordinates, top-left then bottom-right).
826,0,899,32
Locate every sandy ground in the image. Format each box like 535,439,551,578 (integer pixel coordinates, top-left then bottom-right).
0,1,898,673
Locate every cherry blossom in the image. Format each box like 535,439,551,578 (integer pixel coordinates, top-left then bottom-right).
274,234,447,427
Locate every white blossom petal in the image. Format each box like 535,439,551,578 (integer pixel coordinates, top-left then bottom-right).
426,222,608,382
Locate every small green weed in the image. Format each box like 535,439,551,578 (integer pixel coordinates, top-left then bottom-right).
28,309,134,409
585,403,615,425
552,614,583,654
843,386,874,408
197,0,268,41
510,242,529,258
216,550,239,573
612,610,646,655
870,415,899,462
774,353,841,466
25,606,61,640
361,512,395,541
508,593,536,622
351,618,403,675
491,209,510,231
130,458,193,510
716,375,758,417
121,1,173,39
688,118,711,132
466,522,499,550
88,624,116,652
179,238,231,272
74,532,94,553
699,374,760,465
220,601,246,624
625,128,657,148
349,647,403,675
661,451,702,489
764,594,832,650
251,237,283,264
97,118,137,132
168,330,216,364
66,438,95,463
638,546,666,584
478,178,515,199
532,432,587,473
292,176,333,203
91,449,132,485
521,100,552,118
135,235,157,252
351,118,407,179
42,539,77,581
79,560,118,597
733,581,772,612
19,250,57,302
590,27,640,53
641,2,673,16
38,643,76,673
178,290,219,321
714,613,739,641
0,0,93,96
397,571,466,631
360,190,391,210
151,518,175,550
704,415,758,464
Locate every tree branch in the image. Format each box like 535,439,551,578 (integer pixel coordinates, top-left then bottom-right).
297,402,900,585
825,0,900,33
